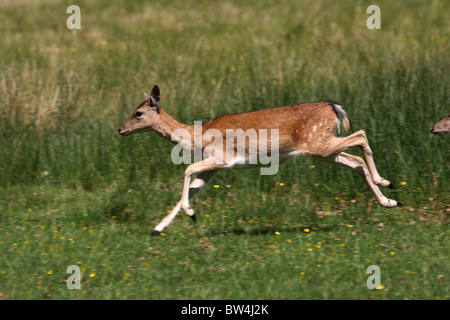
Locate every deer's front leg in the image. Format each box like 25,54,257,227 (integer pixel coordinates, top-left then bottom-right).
180,172,195,217
182,170,217,222
151,162,219,236
180,160,221,218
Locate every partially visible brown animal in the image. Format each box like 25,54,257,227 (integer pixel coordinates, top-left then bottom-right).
431,113,450,135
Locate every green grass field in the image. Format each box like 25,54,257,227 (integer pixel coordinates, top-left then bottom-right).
0,0,448,300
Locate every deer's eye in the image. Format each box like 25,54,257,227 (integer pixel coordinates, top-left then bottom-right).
135,112,142,117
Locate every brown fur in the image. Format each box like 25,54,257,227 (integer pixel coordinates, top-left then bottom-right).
204,102,337,153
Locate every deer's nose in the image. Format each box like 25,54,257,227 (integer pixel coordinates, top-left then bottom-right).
118,127,131,136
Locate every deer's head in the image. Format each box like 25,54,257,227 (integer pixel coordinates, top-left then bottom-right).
118,85,161,136
431,113,450,135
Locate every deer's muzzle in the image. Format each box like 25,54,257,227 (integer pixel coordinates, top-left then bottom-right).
118,127,131,136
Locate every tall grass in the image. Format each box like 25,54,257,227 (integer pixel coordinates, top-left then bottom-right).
0,0,448,300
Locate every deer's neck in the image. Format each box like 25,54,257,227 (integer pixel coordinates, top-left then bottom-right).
153,108,195,144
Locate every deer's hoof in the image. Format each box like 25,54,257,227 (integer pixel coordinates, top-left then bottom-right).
151,230,161,237
396,201,403,207
190,213,197,223
388,183,394,189
182,205,195,217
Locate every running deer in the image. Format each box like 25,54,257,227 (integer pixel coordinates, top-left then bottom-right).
118,85,401,236
431,113,450,135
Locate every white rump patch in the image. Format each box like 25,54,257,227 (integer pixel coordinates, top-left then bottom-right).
332,103,352,134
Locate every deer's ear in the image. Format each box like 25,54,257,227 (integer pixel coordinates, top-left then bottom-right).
144,92,151,101
150,85,160,113
150,85,160,104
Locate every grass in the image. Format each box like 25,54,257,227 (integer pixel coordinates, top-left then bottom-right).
0,0,448,300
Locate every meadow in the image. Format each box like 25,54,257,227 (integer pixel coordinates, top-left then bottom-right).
0,0,448,300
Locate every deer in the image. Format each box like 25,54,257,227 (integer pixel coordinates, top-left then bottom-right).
431,113,450,135
118,85,401,236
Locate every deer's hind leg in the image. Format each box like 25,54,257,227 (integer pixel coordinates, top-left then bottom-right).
323,130,393,188
329,152,401,207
